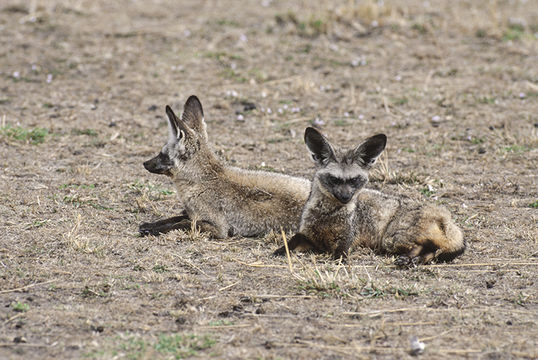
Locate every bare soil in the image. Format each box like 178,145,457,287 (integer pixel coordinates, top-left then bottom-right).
1,0,537,359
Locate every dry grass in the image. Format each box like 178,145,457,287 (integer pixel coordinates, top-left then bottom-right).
0,0,536,359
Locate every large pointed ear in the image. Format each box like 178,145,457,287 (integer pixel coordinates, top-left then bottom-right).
304,127,336,166
353,134,387,169
181,95,206,136
165,105,183,141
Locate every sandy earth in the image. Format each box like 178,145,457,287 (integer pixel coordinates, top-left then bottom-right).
0,0,537,359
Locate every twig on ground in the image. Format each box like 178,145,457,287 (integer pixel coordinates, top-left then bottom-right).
0,279,57,294
218,281,240,292
281,228,293,273
3,313,23,325
232,259,286,268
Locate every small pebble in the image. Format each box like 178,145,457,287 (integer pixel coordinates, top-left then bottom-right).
13,336,27,343
242,102,256,111
312,117,325,126
409,336,425,355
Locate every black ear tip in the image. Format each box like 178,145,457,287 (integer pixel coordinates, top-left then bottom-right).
184,95,204,117
165,105,176,118
373,133,387,145
305,126,322,138
185,95,202,106
186,95,199,102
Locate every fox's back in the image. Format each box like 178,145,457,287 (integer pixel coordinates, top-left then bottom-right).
218,167,311,235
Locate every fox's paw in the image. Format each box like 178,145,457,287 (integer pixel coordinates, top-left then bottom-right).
394,255,419,268
272,246,287,257
394,243,438,267
139,223,161,236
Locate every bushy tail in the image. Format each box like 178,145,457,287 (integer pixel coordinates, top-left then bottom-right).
422,213,465,262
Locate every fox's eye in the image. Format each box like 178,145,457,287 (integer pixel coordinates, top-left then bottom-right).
327,175,343,185
348,177,365,187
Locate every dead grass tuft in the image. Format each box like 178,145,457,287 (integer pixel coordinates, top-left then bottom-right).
61,213,105,254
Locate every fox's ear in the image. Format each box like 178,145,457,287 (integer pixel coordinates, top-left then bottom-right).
181,95,206,137
304,127,336,166
165,105,184,141
353,134,386,169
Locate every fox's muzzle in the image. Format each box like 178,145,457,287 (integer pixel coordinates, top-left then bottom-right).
143,153,173,175
332,185,354,204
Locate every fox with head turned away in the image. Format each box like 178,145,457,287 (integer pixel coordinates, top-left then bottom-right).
273,127,465,265
140,95,311,238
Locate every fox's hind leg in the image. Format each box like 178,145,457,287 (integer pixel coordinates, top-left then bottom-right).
139,210,190,236
388,207,465,266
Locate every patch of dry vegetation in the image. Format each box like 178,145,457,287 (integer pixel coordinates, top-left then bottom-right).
0,0,536,359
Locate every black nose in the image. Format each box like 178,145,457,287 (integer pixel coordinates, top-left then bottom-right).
336,193,352,204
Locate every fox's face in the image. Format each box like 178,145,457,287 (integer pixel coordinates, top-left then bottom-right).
304,127,386,204
143,96,208,176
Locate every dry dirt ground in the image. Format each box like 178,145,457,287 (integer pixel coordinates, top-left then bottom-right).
1,0,537,359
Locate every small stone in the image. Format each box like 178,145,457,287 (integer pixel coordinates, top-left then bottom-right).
312,117,325,127
242,101,256,111
13,336,27,343
91,325,104,333
409,336,425,356
147,105,158,111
